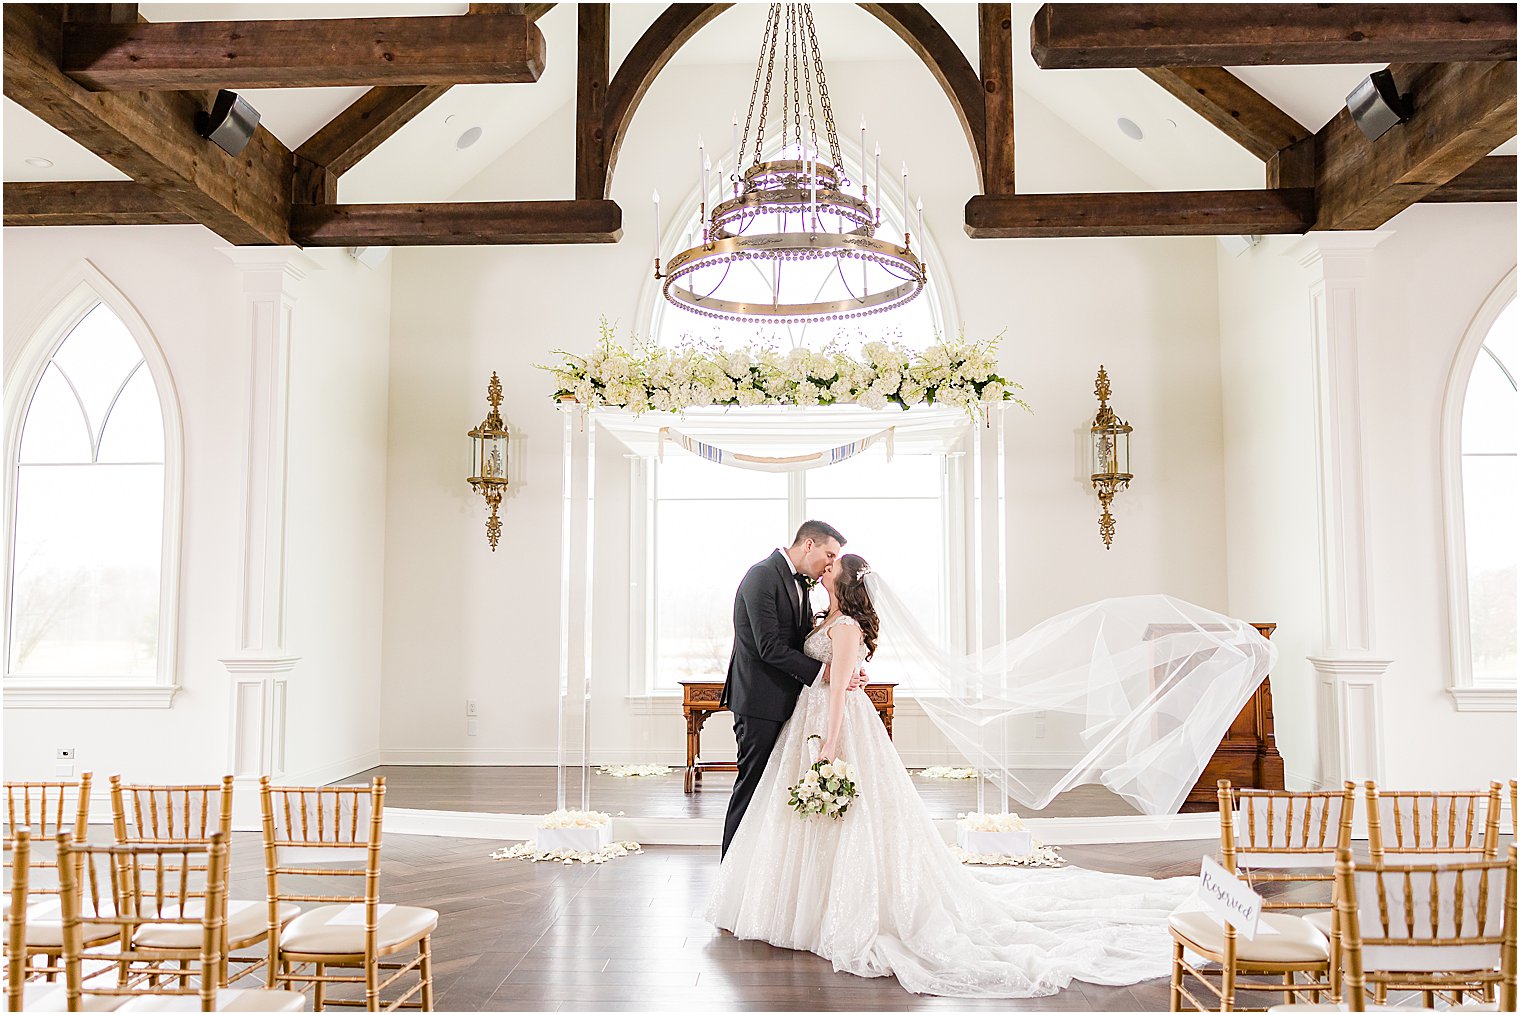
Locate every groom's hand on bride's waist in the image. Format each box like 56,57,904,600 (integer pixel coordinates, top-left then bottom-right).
847,669,868,692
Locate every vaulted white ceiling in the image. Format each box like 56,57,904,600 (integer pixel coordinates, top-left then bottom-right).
4,4,1513,201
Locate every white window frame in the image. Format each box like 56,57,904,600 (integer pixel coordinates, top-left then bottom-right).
628,452,963,705
1440,265,1517,713
3,262,184,708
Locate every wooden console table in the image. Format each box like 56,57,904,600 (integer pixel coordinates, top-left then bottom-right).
679,680,897,793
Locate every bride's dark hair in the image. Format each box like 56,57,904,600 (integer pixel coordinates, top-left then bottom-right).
833,554,879,660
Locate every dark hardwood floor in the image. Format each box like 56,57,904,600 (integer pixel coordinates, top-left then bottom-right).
349,765,1140,820
224,830,1211,1012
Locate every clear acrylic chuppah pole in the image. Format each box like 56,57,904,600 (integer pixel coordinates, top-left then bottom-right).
994,403,1010,815
556,406,574,812
580,417,597,812
970,415,986,816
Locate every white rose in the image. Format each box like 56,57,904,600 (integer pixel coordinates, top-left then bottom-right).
819,763,835,779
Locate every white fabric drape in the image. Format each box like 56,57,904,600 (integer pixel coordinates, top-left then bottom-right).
863,576,1278,816
659,425,895,472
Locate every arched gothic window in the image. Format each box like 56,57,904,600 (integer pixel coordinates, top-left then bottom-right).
5,282,181,706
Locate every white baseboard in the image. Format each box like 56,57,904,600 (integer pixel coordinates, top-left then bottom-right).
284,749,384,786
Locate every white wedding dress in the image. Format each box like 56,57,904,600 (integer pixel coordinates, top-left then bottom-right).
705,614,1198,998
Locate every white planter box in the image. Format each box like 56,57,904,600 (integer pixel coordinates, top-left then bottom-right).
957,827,1033,857
536,823,612,852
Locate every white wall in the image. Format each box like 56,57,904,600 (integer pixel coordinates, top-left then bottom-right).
1,226,393,791
378,57,1231,774
1218,203,1518,790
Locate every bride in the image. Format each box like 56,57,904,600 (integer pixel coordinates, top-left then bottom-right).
706,553,1260,999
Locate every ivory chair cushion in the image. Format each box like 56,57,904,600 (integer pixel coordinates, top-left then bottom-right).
133,900,302,949
17,898,121,948
1169,910,1331,964
1303,910,1336,936
20,982,125,1011
115,989,308,1011
277,904,438,955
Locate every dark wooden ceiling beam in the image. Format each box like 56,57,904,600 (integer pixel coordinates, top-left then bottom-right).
964,189,1315,238
296,85,452,178
3,180,195,226
61,13,547,89
1141,66,1309,161
576,4,609,201
3,3,292,245
289,200,623,246
1420,154,1517,202
979,4,1015,195
1032,4,1517,69
1315,60,1517,229
862,4,989,190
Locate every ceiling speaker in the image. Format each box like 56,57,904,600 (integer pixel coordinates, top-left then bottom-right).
1346,70,1412,142
346,247,392,269
196,90,260,156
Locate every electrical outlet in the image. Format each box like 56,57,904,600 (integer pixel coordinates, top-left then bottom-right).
465,699,478,717
466,718,479,737
56,747,74,760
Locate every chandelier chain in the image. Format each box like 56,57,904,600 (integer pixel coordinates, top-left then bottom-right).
800,14,820,162
741,4,780,170
804,6,843,174
790,6,803,158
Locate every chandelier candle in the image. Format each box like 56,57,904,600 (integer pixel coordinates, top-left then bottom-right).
652,190,662,270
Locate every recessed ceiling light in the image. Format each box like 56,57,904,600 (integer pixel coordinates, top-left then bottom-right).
24,156,54,168
444,114,457,125
1117,117,1144,141
1165,118,1179,130
456,126,483,150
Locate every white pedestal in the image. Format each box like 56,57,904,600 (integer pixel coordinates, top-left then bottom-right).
536,823,613,852
957,827,1033,857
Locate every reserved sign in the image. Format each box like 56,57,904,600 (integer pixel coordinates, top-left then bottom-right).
1198,855,1263,940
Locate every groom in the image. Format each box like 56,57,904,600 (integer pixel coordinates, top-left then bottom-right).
721,520,863,856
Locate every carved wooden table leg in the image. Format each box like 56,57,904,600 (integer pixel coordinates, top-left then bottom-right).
684,709,701,794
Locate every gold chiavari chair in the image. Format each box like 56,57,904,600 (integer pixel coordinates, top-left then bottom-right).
4,830,28,1013
111,775,300,987
56,832,306,1012
261,778,436,1012
1335,845,1516,1011
1169,780,1336,1011
1365,781,1502,864
2,775,112,982
1225,781,1358,1004
1510,780,1516,839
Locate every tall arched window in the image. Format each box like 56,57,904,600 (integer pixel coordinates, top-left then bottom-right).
5,276,181,706
1445,270,1518,711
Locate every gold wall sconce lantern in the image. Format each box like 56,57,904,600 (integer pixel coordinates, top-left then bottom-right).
1089,365,1132,550
468,372,510,551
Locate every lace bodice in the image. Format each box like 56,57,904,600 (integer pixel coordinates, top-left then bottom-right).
803,614,860,670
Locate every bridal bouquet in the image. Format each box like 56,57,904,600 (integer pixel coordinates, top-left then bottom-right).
788,737,860,820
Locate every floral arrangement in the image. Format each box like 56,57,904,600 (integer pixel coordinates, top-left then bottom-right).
536,809,612,830
539,319,1028,418
596,764,673,778
491,840,642,865
917,766,979,780
957,811,1027,832
788,736,860,820
949,843,1065,868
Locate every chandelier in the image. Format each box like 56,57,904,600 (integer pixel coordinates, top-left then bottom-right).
653,4,927,324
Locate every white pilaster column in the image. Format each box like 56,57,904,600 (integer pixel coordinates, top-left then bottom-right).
1292,232,1394,786
218,248,320,785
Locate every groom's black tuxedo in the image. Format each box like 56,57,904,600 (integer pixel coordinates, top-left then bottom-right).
720,549,821,855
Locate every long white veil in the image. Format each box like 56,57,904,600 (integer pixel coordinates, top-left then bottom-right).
861,575,1277,816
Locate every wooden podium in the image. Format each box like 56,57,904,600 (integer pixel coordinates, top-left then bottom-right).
1180,622,1284,808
